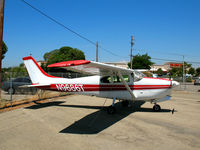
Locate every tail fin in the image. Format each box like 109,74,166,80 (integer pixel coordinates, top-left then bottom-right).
23,56,57,84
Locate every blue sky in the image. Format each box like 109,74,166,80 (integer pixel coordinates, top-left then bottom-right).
3,0,200,67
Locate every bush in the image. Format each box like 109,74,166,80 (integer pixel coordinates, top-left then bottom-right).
186,77,192,82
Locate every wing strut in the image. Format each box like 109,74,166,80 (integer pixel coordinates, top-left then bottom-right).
117,71,136,101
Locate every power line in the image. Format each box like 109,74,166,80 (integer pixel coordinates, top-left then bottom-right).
151,57,182,63
21,0,126,59
151,57,200,64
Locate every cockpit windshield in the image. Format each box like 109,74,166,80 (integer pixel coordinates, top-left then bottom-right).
132,71,145,82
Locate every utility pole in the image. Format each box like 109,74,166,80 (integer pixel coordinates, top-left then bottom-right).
96,41,98,62
182,55,185,90
130,36,134,69
0,0,5,100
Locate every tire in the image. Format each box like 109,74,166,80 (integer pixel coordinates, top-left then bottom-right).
8,88,15,95
122,100,129,107
107,106,116,114
153,104,161,112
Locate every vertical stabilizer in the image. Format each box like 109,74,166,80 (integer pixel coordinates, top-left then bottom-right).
23,56,57,84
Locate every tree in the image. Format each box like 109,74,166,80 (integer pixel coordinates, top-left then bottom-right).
196,67,200,76
169,68,179,77
46,46,85,65
128,53,154,69
156,68,164,76
2,41,8,59
183,62,192,74
44,46,85,72
43,49,59,61
188,67,195,76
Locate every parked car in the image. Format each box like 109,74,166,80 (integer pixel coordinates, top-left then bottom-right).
194,77,200,85
2,77,37,94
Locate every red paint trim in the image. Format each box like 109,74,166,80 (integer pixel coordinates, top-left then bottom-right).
22,56,60,78
47,60,91,68
47,84,171,92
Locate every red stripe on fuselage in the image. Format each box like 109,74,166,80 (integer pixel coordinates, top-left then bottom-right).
43,84,171,92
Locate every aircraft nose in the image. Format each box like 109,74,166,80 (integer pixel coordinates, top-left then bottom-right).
171,81,180,87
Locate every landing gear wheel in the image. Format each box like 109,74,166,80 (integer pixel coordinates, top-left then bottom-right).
153,104,161,112
107,106,116,114
122,100,129,107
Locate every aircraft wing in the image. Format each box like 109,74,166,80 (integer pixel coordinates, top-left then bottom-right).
47,60,134,75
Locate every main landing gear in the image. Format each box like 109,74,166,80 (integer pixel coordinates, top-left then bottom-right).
107,99,130,114
107,98,116,114
153,104,161,112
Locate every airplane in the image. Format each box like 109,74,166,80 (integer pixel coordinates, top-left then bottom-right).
22,56,179,114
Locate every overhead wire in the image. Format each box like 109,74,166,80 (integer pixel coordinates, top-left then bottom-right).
20,0,200,65
21,0,127,59
134,49,200,64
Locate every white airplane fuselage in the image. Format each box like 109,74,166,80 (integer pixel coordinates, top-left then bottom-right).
23,56,179,104
34,75,174,103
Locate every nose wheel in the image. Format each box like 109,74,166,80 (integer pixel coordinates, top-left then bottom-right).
153,104,161,112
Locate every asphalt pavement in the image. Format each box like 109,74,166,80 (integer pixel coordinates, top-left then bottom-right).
0,90,200,150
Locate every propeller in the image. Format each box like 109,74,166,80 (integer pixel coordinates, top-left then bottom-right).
169,73,172,89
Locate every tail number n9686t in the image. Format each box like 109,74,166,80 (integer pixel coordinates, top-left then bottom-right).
56,84,84,92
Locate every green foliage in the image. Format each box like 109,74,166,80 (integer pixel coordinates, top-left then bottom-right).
188,67,195,75
2,41,8,59
156,68,164,76
186,76,192,82
43,49,59,61
2,64,28,81
45,46,85,65
169,62,193,77
196,67,200,76
169,68,180,77
183,62,192,74
43,46,85,72
40,63,48,72
128,53,154,69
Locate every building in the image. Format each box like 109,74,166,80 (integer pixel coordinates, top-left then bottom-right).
37,60,47,66
150,62,183,73
164,62,183,69
150,64,168,73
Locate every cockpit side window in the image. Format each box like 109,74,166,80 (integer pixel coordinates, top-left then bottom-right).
120,75,130,82
100,76,112,83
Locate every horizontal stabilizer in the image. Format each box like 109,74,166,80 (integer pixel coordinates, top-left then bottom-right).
19,84,51,88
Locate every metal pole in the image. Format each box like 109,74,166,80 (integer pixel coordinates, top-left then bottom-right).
96,41,98,62
130,36,133,69
182,55,185,90
0,0,5,100
9,72,12,106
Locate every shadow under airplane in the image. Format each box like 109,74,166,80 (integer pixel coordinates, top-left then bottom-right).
25,100,172,134
25,101,66,109
59,101,171,134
